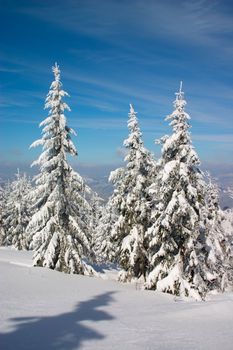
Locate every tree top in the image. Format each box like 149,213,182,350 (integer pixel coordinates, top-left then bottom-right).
52,62,60,82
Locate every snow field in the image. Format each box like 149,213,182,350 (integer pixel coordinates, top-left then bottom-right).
1,248,233,350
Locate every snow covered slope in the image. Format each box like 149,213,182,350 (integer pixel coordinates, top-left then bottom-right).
0,247,233,350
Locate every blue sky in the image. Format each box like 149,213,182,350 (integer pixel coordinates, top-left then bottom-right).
0,0,233,183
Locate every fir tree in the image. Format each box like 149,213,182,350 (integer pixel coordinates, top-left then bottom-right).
227,186,233,200
222,207,233,273
146,83,216,300
90,191,103,237
205,173,233,288
224,187,233,255
0,182,5,245
1,181,13,246
109,104,156,282
27,63,95,275
94,199,117,263
89,191,104,261
2,170,32,250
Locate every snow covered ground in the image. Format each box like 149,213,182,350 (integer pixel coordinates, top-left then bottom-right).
0,247,233,350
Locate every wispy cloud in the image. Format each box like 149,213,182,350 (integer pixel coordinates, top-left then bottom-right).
72,94,122,113
190,109,233,129
193,133,233,143
0,117,39,124
64,69,172,108
65,116,166,132
19,0,233,60
69,47,184,69
0,66,24,73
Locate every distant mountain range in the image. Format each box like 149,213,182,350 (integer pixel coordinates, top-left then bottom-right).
0,161,232,208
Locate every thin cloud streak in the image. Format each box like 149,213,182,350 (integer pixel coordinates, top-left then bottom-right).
19,0,233,60
193,134,233,143
1,48,232,130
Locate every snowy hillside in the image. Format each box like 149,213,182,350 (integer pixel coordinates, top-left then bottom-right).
0,247,233,350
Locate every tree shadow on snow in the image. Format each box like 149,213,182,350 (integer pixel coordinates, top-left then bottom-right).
0,291,116,350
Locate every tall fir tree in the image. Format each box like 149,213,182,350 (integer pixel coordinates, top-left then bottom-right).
27,63,95,275
146,83,217,300
109,104,156,282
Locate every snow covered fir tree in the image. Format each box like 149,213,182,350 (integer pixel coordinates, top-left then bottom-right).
109,104,156,282
227,186,233,200
27,63,95,275
0,181,15,246
0,182,5,246
93,200,117,263
1,170,32,250
205,173,233,286
145,83,225,300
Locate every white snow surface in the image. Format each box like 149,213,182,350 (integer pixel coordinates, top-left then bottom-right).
1,247,233,350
